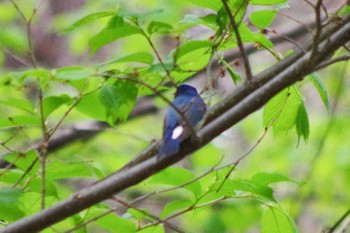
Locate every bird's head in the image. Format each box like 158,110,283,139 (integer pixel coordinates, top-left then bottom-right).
175,84,198,97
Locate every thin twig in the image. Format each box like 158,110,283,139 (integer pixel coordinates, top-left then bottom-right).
325,208,350,233
221,0,253,81
314,55,350,71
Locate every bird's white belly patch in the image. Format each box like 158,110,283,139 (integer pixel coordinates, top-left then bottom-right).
172,126,184,139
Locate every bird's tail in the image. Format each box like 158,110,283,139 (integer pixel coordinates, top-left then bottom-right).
158,137,180,159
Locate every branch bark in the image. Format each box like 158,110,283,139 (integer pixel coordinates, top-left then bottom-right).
1,14,349,233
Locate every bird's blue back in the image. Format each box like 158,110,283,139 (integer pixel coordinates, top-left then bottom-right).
158,84,206,158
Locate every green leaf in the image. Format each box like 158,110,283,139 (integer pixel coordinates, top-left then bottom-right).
42,95,71,118
252,172,300,186
262,207,298,233
3,150,39,173
250,10,277,29
263,86,303,133
118,9,163,19
0,98,35,113
220,59,242,84
100,52,154,66
127,208,151,220
147,21,173,35
88,208,136,233
0,188,24,221
55,66,91,81
148,167,202,198
182,0,222,10
99,80,138,124
46,160,100,180
89,15,141,54
160,200,193,219
65,11,116,32
250,0,287,5
138,225,164,233
0,115,41,128
239,24,274,49
229,179,275,201
309,73,329,110
295,103,309,143
176,40,212,70
75,92,106,121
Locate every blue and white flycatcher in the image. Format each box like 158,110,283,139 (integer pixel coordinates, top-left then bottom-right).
158,84,206,158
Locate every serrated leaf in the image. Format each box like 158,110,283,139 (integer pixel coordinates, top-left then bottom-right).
176,40,212,70
127,208,151,220
46,160,100,180
138,225,164,233
220,59,242,84
160,200,193,219
0,98,34,113
148,167,201,198
250,0,287,5
262,207,298,233
4,150,39,173
309,73,329,110
147,21,173,35
0,188,24,221
250,10,277,29
182,0,222,10
263,86,303,134
239,24,274,49
210,177,275,201
295,103,309,143
55,66,91,80
88,208,136,233
89,15,141,54
0,115,41,128
42,95,71,118
75,92,106,121
252,172,300,186
65,11,116,32
100,52,154,66
98,80,138,124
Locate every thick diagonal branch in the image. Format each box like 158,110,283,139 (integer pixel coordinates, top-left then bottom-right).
1,14,349,233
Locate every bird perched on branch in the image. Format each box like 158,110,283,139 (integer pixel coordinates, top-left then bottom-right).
158,84,206,159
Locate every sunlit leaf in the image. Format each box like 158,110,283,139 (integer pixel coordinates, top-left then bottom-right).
252,172,300,186
100,52,154,66
75,91,106,121
250,0,287,5
262,207,298,233
89,15,141,54
65,11,116,32
42,95,71,118
0,98,35,113
250,10,277,29
182,0,222,10
309,72,329,110
148,167,202,198
99,80,138,124
160,200,193,219
0,115,41,128
176,40,212,70
55,66,91,81
147,21,173,35
263,86,303,134
0,188,24,221
295,103,309,143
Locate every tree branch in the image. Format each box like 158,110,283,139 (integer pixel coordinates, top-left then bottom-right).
1,13,349,233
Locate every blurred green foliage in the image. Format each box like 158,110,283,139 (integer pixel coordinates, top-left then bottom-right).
0,0,349,232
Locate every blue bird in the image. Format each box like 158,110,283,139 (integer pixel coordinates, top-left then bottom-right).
158,84,206,159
